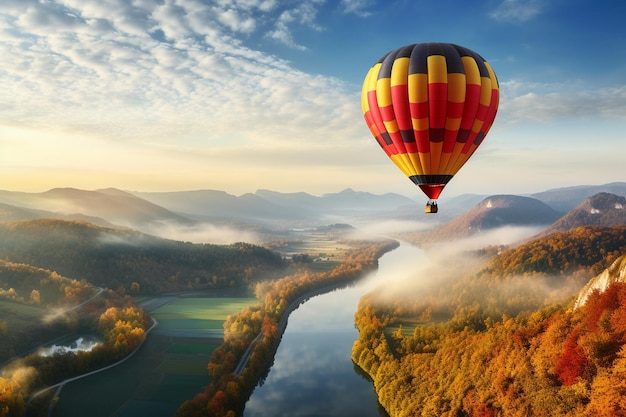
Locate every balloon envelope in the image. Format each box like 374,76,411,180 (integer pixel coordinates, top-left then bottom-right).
362,43,499,200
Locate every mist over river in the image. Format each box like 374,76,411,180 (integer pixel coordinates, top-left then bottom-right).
244,241,426,417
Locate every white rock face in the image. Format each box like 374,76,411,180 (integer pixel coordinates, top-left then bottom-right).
574,254,626,309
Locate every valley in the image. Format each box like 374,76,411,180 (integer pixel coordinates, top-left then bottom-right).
1,183,626,417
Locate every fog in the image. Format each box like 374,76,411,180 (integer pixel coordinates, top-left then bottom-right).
349,218,433,238
0,360,37,395
363,224,575,310
42,307,71,324
140,221,262,245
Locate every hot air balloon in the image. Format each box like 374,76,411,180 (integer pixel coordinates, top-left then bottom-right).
361,43,499,213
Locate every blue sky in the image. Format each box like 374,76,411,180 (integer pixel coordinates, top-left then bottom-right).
1,0,625,199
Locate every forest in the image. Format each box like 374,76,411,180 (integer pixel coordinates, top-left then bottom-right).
0,219,286,293
352,225,626,416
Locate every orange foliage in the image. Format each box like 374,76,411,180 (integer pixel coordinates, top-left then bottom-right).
352,228,626,416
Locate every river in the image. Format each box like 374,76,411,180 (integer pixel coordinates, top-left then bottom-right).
50,241,425,417
243,241,426,417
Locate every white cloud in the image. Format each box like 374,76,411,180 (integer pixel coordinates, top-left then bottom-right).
265,1,326,50
498,80,626,124
0,0,357,141
218,8,257,33
340,0,373,17
0,0,370,193
489,0,543,23
267,10,304,50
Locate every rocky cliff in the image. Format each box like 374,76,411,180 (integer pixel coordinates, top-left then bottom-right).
574,253,626,309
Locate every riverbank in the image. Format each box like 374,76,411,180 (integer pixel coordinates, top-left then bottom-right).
234,277,368,376
176,238,399,417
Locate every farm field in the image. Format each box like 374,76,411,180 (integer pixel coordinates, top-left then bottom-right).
270,228,354,271
152,297,256,335
53,296,258,417
0,301,44,334
0,301,62,363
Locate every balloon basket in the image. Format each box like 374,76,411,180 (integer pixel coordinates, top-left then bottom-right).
425,200,438,214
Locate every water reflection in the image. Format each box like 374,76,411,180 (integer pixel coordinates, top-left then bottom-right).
244,242,424,417
244,301,387,417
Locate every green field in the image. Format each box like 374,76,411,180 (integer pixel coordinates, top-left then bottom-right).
53,296,259,417
273,230,354,271
152,297,256,325
0,301,44,329
385,319,422,337
0,301,54,361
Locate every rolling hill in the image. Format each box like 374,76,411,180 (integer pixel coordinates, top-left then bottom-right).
0,187,419,232
403,195,562,244
0,188,192,230
531,182,626,212
0,219,285,294
538,192,626,236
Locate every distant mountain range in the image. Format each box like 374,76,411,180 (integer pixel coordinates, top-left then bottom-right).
0,187,419,232
0,188,188,230
438,182,626,219
133,188,417,224
0,182,624,239
530,182,626,213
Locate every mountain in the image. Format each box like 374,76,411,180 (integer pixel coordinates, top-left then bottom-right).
436,193,489,219
574,253,626,309
531,182,626,213
0,188,192,230
1,183,624,236
404,195,561,244
0,187,419,236
0,201,117,227
424,182,626,219
539,193,626,236
131,189,280,220
133,188,418,225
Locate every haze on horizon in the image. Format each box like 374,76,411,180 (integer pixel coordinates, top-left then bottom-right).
1,0,625,199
